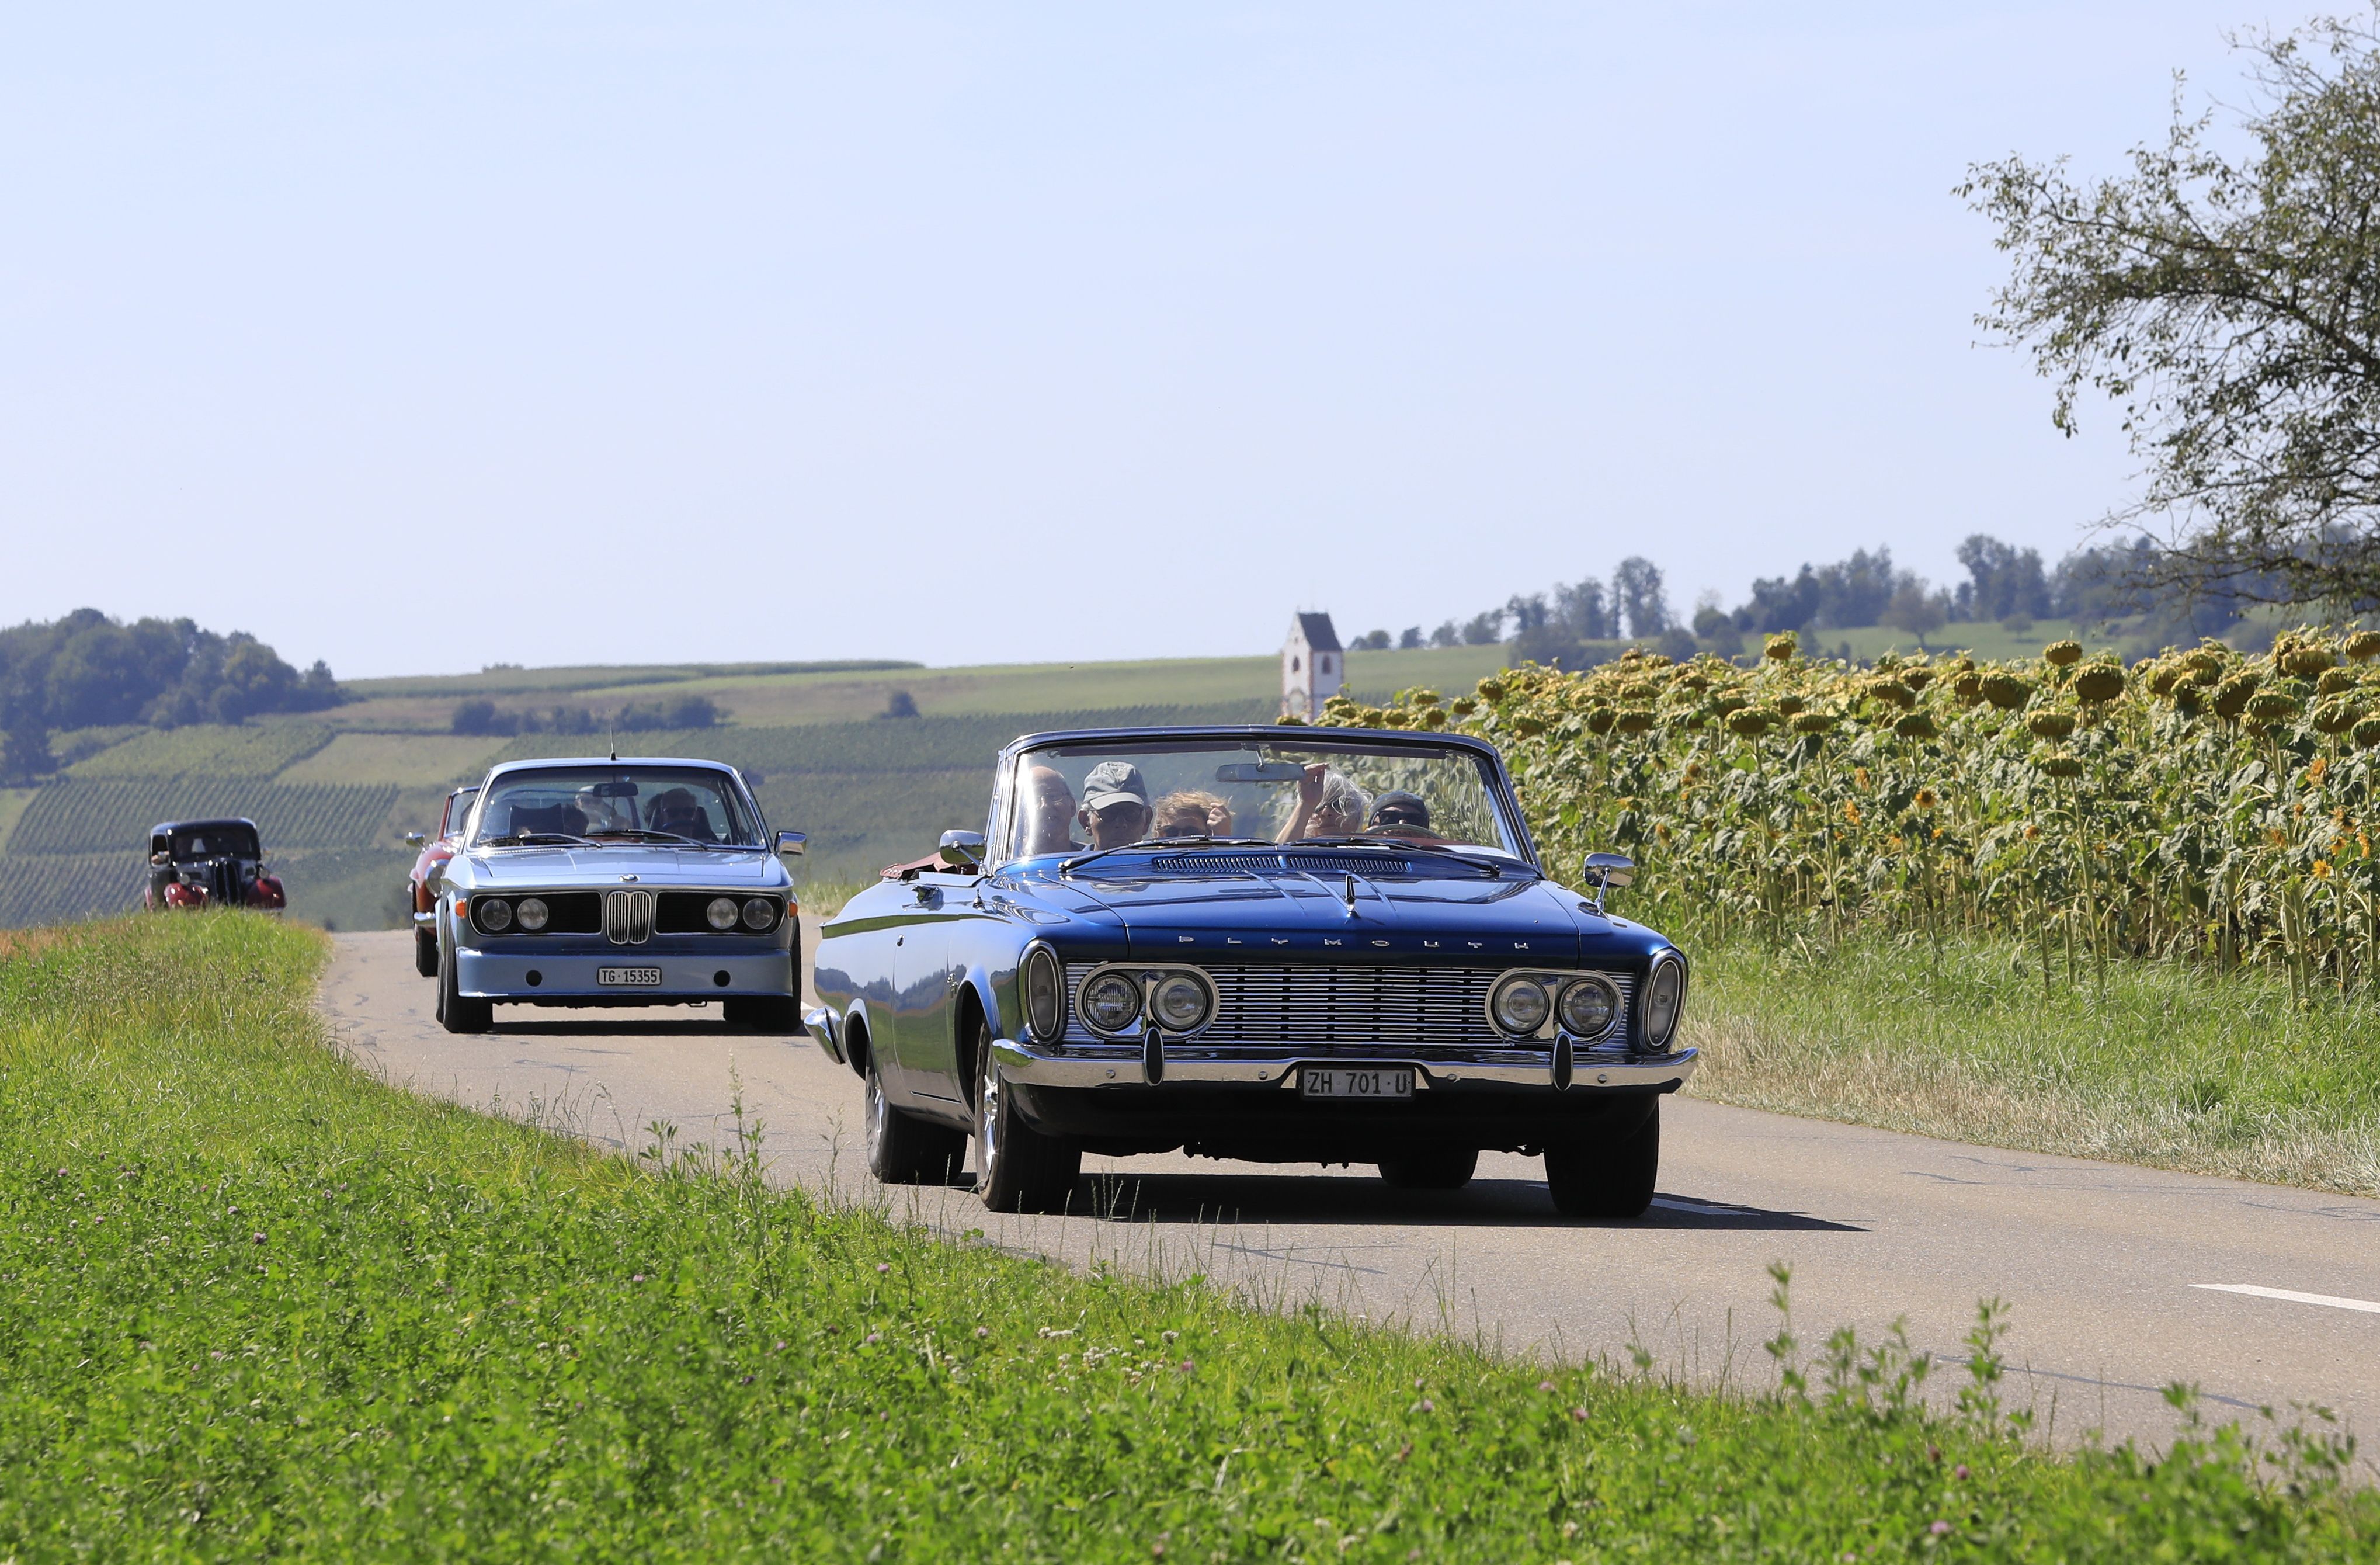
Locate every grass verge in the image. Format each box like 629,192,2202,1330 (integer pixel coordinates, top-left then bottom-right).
3,916,2372,1559
1684,928,2380,1198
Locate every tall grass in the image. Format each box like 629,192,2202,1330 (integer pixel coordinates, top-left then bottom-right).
2,914,2371,1559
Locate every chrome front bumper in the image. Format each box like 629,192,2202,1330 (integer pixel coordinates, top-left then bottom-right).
984,1037,1696,1092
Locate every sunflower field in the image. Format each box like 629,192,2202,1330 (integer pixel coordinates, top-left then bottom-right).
1317,627,2380,1004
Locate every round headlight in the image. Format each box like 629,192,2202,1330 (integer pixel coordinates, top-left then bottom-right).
1641,955,1686,1049
1023,947,1063,1041
743,897,776,931
515,897,549,932
706,896,740,931
477,897,513,932
1490,975,1551,1036
1556,975,1617,1037
1080,972,1142,1034
1149,973,1212,1033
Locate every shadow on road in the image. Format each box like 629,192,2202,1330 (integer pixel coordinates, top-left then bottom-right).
1059,1172,1866,1233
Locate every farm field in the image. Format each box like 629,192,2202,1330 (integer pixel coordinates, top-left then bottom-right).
5,912,2369,1560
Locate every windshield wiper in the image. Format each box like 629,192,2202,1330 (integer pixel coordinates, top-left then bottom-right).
483,832,594,848
1286,835,1519,877
587,830,714,847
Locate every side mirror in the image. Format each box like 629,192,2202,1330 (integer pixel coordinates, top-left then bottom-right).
775,830,807,858
404,832,427,848
939,830,986,870
1585,852,1635,889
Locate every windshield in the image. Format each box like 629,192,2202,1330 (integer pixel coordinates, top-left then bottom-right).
442,787,480,838
471,766,759,847
172,825,260,860
1003,737,1527,863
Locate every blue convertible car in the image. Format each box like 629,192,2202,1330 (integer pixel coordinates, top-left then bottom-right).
432,757,807,1034
807,725,1695,1218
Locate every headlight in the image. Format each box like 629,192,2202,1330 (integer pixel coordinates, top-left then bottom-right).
706,896,740,931
742,897,777,931
1079,972,1142,1034
1149,972,1212,1032
1490,974,1551,1036
1556,975,1618,1037
476,897,513,933
1641,955,1687,1049
1022,947,1063,1041
515,897,549,932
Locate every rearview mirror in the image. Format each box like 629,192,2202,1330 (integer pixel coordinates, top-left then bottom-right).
774,830,807,858
1584,852,1635,889
939,830,986,870
1216,761,1308,783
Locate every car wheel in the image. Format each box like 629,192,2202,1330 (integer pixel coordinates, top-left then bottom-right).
973,1020,1080,1213
1543,1100,1660,1219
722,995,799,1032
863,1054,965,1186
437,921,493,1035
1377,1148,1478,1191
414,926,440,979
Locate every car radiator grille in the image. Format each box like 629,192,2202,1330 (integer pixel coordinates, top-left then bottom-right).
1061,963,1634,1051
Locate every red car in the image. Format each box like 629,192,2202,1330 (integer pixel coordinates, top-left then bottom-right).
144,818,287,912
405,785,480,977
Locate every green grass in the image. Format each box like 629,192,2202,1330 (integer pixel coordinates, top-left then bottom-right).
1,915,2372,1560
1682,927,2380,1198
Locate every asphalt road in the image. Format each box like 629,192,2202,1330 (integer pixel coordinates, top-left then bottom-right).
321,926,2380,1456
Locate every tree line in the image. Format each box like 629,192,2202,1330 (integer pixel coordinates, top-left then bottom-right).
1,609,343,783
450,693,722,737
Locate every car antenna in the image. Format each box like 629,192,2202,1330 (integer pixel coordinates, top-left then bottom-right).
608,710,618,763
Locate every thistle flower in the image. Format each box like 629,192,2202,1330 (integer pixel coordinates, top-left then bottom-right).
1764,631,1798,662
2027,711,2076,740
2042,639,2083,667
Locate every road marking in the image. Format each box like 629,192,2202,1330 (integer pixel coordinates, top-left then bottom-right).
2192,1283,2380,1316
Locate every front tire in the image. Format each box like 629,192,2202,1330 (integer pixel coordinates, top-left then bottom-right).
1544,1100,1660,1219
414,925,439,978
974,1021,1080,1213
1378,1148,1478,1191
436,919,492,1035
864,1054,966,1186
724,995,800,1032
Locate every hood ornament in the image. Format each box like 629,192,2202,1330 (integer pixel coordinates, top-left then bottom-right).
619,873,640,883
1342,873,1358,918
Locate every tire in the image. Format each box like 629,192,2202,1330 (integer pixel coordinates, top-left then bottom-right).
1544,1100,1660,1219
414,925,440,979
973,1020,1080,1213
437,919,493,1035
1378,1148,1478,1191
723,995,800,1032
864,1054,967,1186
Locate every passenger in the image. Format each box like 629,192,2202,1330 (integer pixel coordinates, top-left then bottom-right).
1276,763,1370,842
1152,789,1234,838
1076,761,1153,848
646,787,715,841
1019,766,1083,856
574,786,630,835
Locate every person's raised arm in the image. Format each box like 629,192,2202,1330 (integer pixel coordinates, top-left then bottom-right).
1275,762,1329,844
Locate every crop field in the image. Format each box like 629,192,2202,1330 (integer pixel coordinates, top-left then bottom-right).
2,914,2369,1560
9,780,401,857
276,733,510,787
65,721,334,779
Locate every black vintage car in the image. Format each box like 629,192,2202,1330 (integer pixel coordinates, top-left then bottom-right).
144,818,287,912
807,726,1695,1217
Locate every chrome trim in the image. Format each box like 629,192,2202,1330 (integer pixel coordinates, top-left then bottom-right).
802,1005,843,1062
1021,941,1066,1043
1059,961,1634,1050
1072,961,1217,1040
1485,966,1626,1043
1639,948,1688,1051
991,1037,1697,1091
604,889,654,945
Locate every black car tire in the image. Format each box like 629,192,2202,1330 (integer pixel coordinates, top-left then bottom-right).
414,925,439,979
437,921,493,1035
722,995,799,1032
864,1055,966,1186
1543,1101,1660,1219
1377,1148,1478,1191
974,1021,1079,1213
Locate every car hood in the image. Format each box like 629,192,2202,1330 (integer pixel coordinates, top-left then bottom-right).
457,844,789,890
1014,862,1663,964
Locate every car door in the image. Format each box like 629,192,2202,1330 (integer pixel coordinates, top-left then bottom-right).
885,870,982,1111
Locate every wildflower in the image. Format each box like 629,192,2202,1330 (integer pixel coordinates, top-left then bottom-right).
876,1262,891,1274
1843,801,1863,828
2309,756,2332,784
976,1326,991,1339
631,1273,646,1283
1931,1520,1952,1536
252,1232,266,1245
1854,766,1871,789
1913,788,1937,811
1954,1464,1970,1480
865,1332,882,1345
1538,1379,1557,1392
2314,861,2333,879
1888,834,1906,851
1177,1359,1195,1374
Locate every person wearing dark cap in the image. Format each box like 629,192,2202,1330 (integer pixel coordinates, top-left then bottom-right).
1076,760,1153,848
1367,790,1436,838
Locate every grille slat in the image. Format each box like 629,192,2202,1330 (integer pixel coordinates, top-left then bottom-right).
1063,962,1632,1049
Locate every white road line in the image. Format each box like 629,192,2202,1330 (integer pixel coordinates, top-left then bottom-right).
2193,1283,2380,1316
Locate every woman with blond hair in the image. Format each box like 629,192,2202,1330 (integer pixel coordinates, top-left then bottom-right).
1276,763,1369,842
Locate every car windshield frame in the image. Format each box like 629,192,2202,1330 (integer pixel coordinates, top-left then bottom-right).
994,730,1537,870
468,765,762,848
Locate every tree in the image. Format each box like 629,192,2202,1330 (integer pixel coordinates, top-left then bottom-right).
1965,13,2380,610
1460,608,1506,645
1427,621,1460,648
1954,535,2052,622
1397,626,1424,650
1881,582,1949,646
1611,557,1669,638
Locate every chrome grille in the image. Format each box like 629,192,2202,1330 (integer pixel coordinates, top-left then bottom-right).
1062,962,1632,1050
604,889,654,945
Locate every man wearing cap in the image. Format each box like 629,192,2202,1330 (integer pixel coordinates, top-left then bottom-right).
1367,790,1440,839
1076,760,1154,848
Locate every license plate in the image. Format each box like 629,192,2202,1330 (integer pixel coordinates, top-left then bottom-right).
1300,1066,1414,1100
597,966,663,987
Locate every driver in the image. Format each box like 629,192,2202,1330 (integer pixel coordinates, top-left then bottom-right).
1366,790,1439,839
574,785,634,835
1020,766,1083,855
1076,761,1153,848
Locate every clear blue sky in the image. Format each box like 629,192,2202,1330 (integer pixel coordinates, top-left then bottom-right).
0,4,2306,676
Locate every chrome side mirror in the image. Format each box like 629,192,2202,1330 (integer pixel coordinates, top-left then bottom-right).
939,830,986,870
1585,852,1635,888
404,832,427,848
775,830,808,858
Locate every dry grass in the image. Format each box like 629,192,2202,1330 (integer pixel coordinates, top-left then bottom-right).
1683,931,2380,1197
